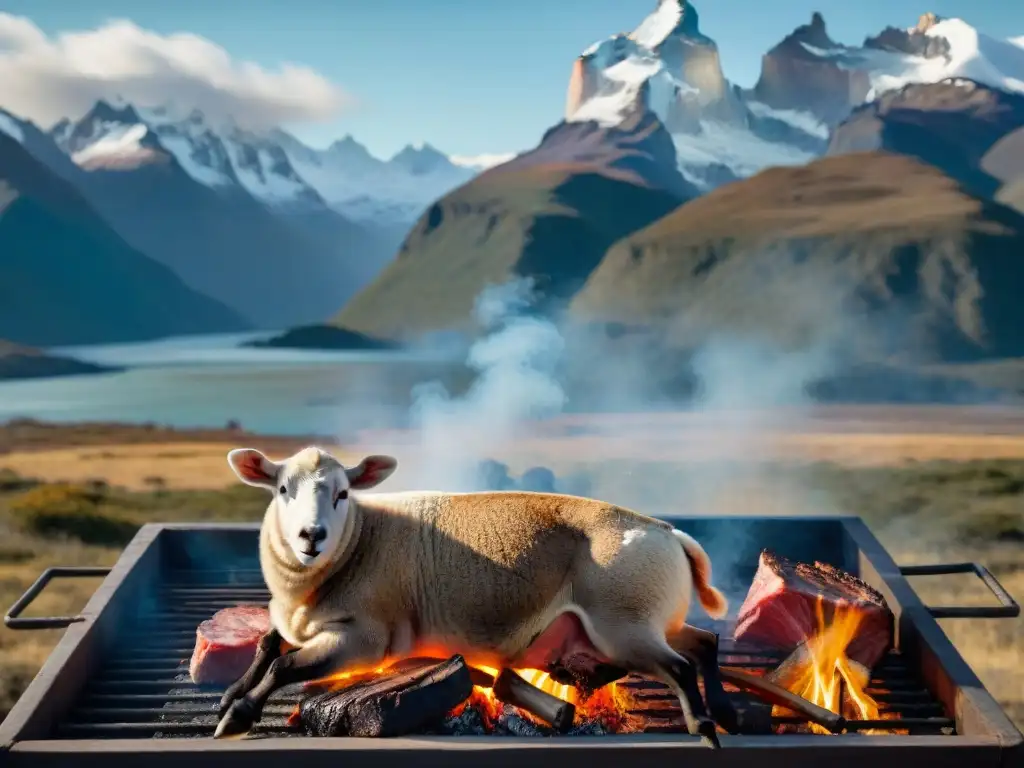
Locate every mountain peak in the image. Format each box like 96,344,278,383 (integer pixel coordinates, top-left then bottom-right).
84,99,143,126
327,134,373,158
631,0,710,50
773,11,838,54
389,142,452,175
916,12,942,33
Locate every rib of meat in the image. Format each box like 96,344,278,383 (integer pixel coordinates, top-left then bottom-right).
300,655,474,737
733,550,894,670
189,605,272,685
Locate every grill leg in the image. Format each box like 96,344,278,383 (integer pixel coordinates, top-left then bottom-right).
218,628,283,717
215,622,389,739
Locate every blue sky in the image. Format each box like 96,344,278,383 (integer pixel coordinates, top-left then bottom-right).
2,0,1019,159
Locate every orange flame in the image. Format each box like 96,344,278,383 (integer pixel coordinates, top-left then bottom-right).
772,596,883,734
313,658,635,732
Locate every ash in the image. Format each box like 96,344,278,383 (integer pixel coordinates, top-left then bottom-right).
434,703,611,737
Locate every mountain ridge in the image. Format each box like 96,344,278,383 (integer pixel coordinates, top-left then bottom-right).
0,131,250,346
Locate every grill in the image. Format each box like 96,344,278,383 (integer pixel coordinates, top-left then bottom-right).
0,517,1021,767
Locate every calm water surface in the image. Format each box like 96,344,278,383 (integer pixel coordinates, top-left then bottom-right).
0,333,459,435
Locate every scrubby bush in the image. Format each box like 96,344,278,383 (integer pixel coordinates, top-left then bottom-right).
5,483,138,546
0,468,38,493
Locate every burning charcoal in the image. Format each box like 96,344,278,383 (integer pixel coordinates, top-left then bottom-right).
733,550,894,670
493,668,576,733
189,605,271,685
519,466,557,493
567,719,609,736
496,707,549,737
299,654,473,737
432,705,488,736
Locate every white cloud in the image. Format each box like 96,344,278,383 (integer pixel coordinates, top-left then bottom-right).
450,152,517,170
0,14,348,129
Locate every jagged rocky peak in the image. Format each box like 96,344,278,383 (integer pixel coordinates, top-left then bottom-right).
768,11,839,58
566,0,743,130
916,12,942,32
630,0,711,49
82,99,143,127
753,11,871,125
864,11,950,58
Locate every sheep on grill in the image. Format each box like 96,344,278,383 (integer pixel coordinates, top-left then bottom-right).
215,445,737,747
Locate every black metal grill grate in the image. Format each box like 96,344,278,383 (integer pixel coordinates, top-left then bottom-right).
55,572,956,740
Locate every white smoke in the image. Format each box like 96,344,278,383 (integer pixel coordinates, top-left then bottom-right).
390,278,568,491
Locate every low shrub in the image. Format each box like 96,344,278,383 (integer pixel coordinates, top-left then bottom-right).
5,484,138,546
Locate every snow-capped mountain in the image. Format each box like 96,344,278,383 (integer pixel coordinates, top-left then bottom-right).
565,1,1024,190
49,100,495,226
51,102,323,207
753,11,1024,124
273,132,481,225
0,103,408,328
565,0,823,188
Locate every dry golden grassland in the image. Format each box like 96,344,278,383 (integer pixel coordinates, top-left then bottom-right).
0,411,1021,730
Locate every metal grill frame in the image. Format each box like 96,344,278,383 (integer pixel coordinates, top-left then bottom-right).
1,516,1022,768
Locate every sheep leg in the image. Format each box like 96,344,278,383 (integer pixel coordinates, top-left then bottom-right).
655,654,721,748
214,623,388,739
668,625,738,734
218,628,282,718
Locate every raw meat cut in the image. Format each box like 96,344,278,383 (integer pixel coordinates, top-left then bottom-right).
300,655,474,737
733,550,893,670
189,605,272,685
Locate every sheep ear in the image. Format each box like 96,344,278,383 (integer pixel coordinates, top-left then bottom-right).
227,448,279,489
346,455,397,490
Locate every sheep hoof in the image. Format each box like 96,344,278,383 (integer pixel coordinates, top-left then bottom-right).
218,685,243,718
698,718,721,749
214,699,258,740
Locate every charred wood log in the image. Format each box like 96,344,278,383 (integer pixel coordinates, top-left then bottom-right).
299,654,473,737
722,666,845,734
388,656,496,688
492,668,576,733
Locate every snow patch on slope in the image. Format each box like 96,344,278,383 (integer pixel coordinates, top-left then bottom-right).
287,150,474,225
746,101,829,139
156,132,233,187
450,153,517,170
0,111,23,142
232,148,306,202
794,18,1024,99
70,122,148,166
673,121,815,180
867,19,1024,96
631,0,683,50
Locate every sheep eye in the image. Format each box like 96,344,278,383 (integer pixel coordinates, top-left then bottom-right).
278,485,287,495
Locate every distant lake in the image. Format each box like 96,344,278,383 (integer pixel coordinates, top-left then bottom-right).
0,333,462,436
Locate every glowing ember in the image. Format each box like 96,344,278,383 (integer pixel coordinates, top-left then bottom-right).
771,596,885,734
311,658,639,734
467,664,636,732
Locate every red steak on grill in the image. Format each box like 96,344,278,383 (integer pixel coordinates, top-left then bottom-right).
190,605,272,685
733,550,894,670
